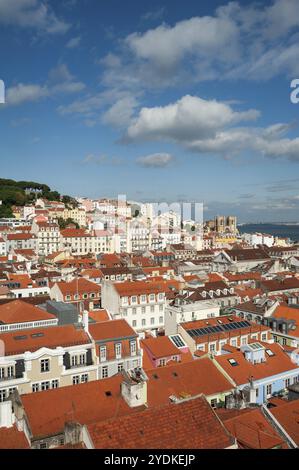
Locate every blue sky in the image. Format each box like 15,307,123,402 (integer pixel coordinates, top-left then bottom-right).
1,0,299,222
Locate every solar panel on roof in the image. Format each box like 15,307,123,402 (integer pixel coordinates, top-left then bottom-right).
186,319,252,338
170,335,185,348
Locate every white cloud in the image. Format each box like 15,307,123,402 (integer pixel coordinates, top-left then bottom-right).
0,0,70,34
125,94,299,162
126,15,239,71
6,83,49,106
99,0,299,93
136,153,174,168
102,95,139,127
6,64,84,106
66,36,81,48
126,95,259,142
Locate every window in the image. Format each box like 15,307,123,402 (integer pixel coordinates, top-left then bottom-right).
256,388,259,397
115,343,122,358
159,304,163,312
228,358,239,367
159,359,166,366
231,339,237,347
41,381,50,391
266,349,275,357
0,390,6,402
158,293,164,300
81,374,88,383
261,333,267,341
118,363,123,372
132,307,137,315
79,353,85,365
209,343,216,354
283,338,287,346
40,359,50,373
141,295,146,303
0,368,4,379
51,380,59,389
39,442,48,450
266,384,272,396
142,319,146,327
131,296,137,304
72,375,80,385
149,294,155,302
102,366,108,379
130,341,137,355
141,307,146,314
150,305,155,313
132,320,137,327
150,317,155,325
285,378,291,388
159,316,163,324
241,337,247,345
210,398,217,409
100,346,107,361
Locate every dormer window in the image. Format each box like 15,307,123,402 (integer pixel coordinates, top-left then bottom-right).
228,358,238,366
202,291,206,298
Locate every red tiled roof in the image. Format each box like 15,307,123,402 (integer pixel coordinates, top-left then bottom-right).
181,315,269,344
146,357,234,405
0,324,91,355
270,399,299,446
89,319,137,341
21,375,144,439
7,233,36,240
0,299,55,324
55,278,100,296
141,336,180,359
87,395,235,449
215,343,298,385
0,425,30,449
61,228,91,238
88,309,110,323
217,408,287,449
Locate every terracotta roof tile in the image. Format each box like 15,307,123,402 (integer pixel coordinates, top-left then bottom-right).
87,395,235,449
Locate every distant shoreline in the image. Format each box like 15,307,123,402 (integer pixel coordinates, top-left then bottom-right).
238,223,299,242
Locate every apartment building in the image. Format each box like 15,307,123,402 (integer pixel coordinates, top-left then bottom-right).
178,315,272,355
101,280,166,332
214,342,299,405
2,274,50,299
89,319,142,379
0,237,7,256
6,233,37,252
31,221,61,257
0,324,97,400
50,278,101,309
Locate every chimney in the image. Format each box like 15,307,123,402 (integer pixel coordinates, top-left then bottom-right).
121,367,148,408
0,400,14,428
64,422,83,446
83,310,89,333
